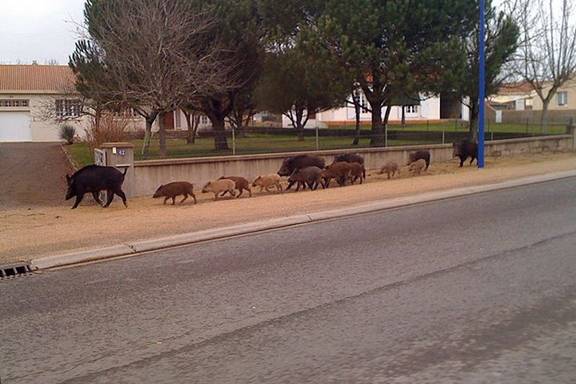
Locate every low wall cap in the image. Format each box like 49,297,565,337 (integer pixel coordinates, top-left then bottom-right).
100,142,135,148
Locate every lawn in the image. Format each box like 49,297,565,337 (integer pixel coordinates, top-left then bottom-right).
66,122,569,167
67,134,440,167
331,121,568,134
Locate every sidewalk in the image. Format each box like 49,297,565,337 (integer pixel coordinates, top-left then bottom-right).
1,152,575,264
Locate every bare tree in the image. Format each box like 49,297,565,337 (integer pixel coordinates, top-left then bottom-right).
71,0,234,157
514,0,576,126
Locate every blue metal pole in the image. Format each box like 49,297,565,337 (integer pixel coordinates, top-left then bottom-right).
478,0,486,168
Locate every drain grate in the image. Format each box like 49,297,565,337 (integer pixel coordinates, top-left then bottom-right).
0,263,33,280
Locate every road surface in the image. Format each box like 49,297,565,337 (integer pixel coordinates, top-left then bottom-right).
1,177,576,383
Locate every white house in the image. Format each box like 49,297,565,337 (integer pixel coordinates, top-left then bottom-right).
0,64,215,143
281,93,467,128
0,64,90,142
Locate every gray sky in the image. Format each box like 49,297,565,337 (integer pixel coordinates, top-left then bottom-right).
0,0,567,66
0,0,85,65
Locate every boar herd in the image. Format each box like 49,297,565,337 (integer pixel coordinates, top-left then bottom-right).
65,140,479,208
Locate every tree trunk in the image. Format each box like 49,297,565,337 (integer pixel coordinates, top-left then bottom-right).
383,105,392,147
191,115,200,144
401,106,406,127
141,112,158,157
158,112,167,157
370,104,385,146
295,107,305,141
209,113,229,151
540,99,550,134
183,110,199,144
352,96,361,146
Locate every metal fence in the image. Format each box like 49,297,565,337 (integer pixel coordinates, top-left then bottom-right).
131,120,571,160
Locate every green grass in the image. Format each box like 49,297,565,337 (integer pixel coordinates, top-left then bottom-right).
66,134,439,167
65,122,568,167
331,122,568,134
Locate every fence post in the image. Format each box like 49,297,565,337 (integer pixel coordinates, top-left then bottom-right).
568,118,575,151
442,129,445,144
315,125,319,151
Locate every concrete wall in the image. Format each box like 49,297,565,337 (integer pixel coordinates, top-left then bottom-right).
130,134,575,197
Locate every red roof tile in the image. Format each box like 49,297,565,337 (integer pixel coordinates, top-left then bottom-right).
0,64,75,93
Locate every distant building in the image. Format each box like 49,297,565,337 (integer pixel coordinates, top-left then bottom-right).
0,64,90,142
0,64,214,142
281,92,468,129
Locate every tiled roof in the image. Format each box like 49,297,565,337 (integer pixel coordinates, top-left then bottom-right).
0,64,76,93
498,81,533,95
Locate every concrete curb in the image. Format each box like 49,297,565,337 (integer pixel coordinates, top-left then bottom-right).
30,169,576,270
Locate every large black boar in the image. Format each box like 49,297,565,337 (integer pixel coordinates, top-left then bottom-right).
277,155,325,177
407,150,431,170
453,140,478,167
65,165,128,209
333,153,365,165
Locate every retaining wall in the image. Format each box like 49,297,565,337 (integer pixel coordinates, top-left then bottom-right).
129,134,575,197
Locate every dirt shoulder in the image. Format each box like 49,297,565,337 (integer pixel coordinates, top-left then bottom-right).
1,152,575,264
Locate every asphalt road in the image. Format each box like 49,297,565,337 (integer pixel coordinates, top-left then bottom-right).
2,177,576,384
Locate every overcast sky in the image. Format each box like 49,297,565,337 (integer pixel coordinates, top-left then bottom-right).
0,0,567,66
0,0,85,65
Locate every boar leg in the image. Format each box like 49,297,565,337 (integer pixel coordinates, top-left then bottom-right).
103,190,115,207
163,197,169,205
115,189,128,208
71,194,85,209
92,192,103,206
191,193,197,204
180,195,188,204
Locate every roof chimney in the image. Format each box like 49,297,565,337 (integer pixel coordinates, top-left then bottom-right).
32,60,38,65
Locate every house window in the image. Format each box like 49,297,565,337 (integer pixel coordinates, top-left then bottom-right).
201,115,209,125
0,99,29,107
56,99,81,118
557,91,568,106
405,105,419,114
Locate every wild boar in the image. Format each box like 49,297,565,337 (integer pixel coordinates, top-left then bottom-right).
333,153,365,166
320,162,352,188
409,159,427,175
252,174,283,193
153,182,197,205
453,140,478,167
288,166,324,191
277,155,325,177
408,150,431,170
65,165,127,209
202,179,236,201
380,161,400,179
219,176,252,197
348,162,366,184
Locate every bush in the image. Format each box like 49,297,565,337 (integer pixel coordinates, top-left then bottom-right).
85,113,128,152
60,124,76,145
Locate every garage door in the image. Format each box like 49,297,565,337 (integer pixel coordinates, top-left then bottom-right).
0,112,32,142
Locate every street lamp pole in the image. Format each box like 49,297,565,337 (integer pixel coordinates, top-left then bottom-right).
478,0,486,168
